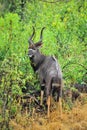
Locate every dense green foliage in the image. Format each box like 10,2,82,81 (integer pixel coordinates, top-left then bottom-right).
0,0,87,129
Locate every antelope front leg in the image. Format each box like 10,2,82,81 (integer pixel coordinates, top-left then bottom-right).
40,90,44,106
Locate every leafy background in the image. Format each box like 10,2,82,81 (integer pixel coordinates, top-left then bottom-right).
0,0,87,129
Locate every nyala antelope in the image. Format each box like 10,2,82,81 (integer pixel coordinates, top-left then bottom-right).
28,27,63,118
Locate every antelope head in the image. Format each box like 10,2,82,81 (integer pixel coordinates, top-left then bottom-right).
28,27,45,65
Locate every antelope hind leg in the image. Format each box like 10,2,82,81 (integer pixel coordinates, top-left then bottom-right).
59,97,62,118
40,90,44,106
47,96,51,118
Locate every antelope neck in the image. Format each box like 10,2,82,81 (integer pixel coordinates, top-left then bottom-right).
35,55,46,72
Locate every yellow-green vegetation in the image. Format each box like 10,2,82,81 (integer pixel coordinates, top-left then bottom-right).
0,0,87,129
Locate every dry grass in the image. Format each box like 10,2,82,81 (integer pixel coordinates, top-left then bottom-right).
10,94,87,130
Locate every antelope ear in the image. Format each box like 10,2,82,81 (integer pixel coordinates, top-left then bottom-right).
35,42,42,48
